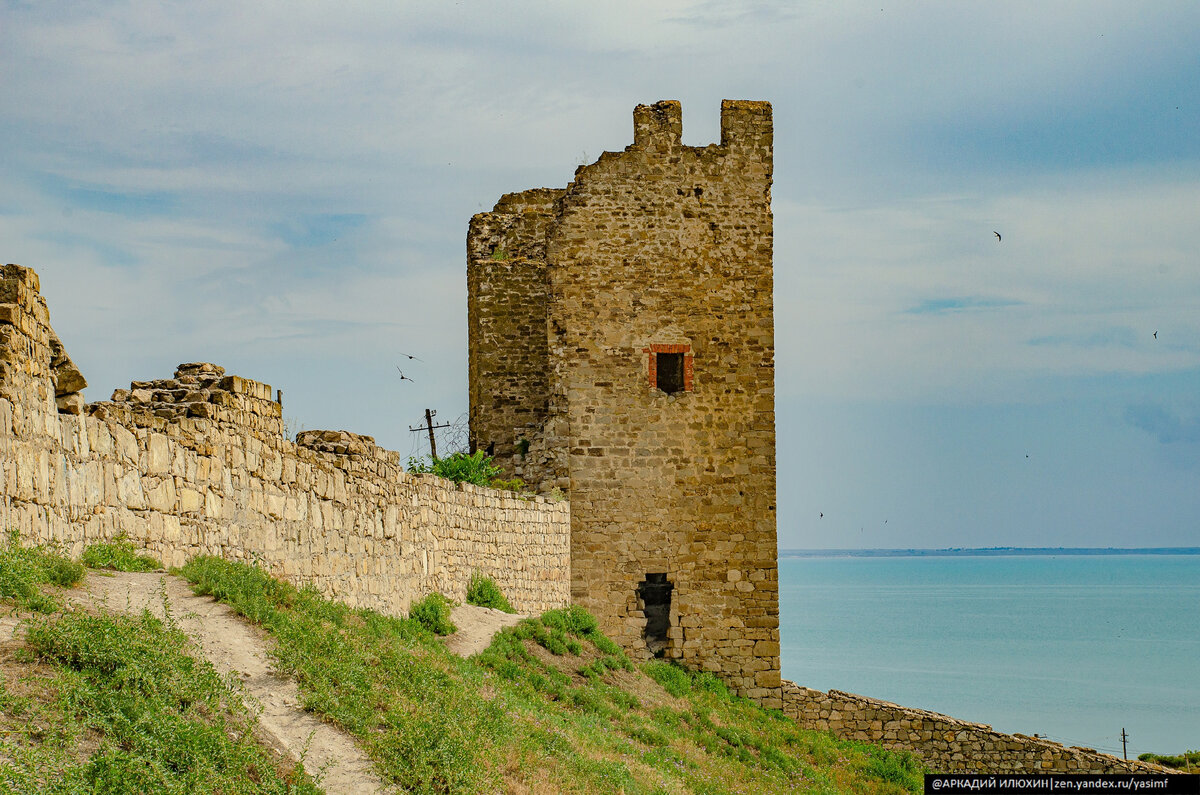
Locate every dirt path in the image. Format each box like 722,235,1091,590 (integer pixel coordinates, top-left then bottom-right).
444,603,525,657
69,571,390,795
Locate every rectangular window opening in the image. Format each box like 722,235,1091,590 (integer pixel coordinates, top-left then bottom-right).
656,353,685,394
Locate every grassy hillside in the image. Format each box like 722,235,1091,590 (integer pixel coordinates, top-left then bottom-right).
1138,751,1198,773
0,538,316,793
181,556,924,793
2,542,924,793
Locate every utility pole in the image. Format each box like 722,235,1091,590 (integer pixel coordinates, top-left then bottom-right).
409,409,451,459
1121,728,1129,761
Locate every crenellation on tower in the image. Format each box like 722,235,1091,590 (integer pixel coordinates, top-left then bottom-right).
719,98,773,155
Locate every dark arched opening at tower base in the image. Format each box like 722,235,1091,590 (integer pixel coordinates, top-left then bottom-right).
637,573,673,657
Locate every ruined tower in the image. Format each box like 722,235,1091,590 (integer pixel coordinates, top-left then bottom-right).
468,100,780,706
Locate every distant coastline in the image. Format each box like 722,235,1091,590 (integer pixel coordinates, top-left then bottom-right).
780,546,1200,558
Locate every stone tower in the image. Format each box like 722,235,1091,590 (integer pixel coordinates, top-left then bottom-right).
467,100,780,706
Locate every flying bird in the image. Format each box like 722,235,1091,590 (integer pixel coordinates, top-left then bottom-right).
395,366,415,383
1153,330,1158,339
993,231,1002,242
819,512,823,519
398,352,424,362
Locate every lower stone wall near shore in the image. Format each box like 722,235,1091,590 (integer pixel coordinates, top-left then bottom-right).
781,681,1171,775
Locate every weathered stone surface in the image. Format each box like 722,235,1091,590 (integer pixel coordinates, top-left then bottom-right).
55,392,84,414
47,330,88,398
0,264,572,618
468,101,779,701
295,429,383,458
175,362,225,378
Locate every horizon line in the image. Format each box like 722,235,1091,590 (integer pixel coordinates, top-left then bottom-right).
780,546,1200,556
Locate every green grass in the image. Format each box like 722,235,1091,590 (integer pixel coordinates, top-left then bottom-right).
0,545,318,793
179,556,926,794
1139,750,1199,771
0,534,85,612
465,571,515,613
81,534,161,572
406,450,502,486
409,591,457,635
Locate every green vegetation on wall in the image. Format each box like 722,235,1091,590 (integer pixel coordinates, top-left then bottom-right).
406,450,502,486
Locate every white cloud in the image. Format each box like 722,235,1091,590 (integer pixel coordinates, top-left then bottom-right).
776,168,1200,402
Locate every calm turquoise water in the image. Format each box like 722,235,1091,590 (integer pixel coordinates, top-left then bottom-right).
779,554,1200,756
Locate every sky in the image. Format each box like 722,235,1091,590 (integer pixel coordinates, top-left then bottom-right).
2,1,1198,550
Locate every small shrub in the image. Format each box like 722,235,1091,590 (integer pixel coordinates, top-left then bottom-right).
405,455,433,474
82,534,161,572
466,571,515,613
38,550,86,588
563,605,598,635
692,671,730,697
627,723,670,747
489,476,529,495
643,660,693,697
433,451,502,486
593,634,622,656
541,610,567,632
409,592,457,635
858,744,925,790
407,451,503,487
0,536,84,612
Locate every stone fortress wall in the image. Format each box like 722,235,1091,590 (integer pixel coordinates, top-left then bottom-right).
0,264,570,616
781,684,1168,774
468,101,780,707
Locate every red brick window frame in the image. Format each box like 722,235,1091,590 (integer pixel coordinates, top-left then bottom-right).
643,343,693,393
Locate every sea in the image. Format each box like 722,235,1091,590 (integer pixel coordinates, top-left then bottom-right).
778,550,1200,757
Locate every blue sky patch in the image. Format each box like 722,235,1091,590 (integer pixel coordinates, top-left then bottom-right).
904,296,1021,315
270,214,369,249
35,172,178,217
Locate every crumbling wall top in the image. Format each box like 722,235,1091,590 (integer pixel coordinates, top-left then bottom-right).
491,188,565,215
1,263,40,300
632,100,683,152
296,429,399,463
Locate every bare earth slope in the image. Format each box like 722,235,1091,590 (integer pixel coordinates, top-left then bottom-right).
444,602,525,657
